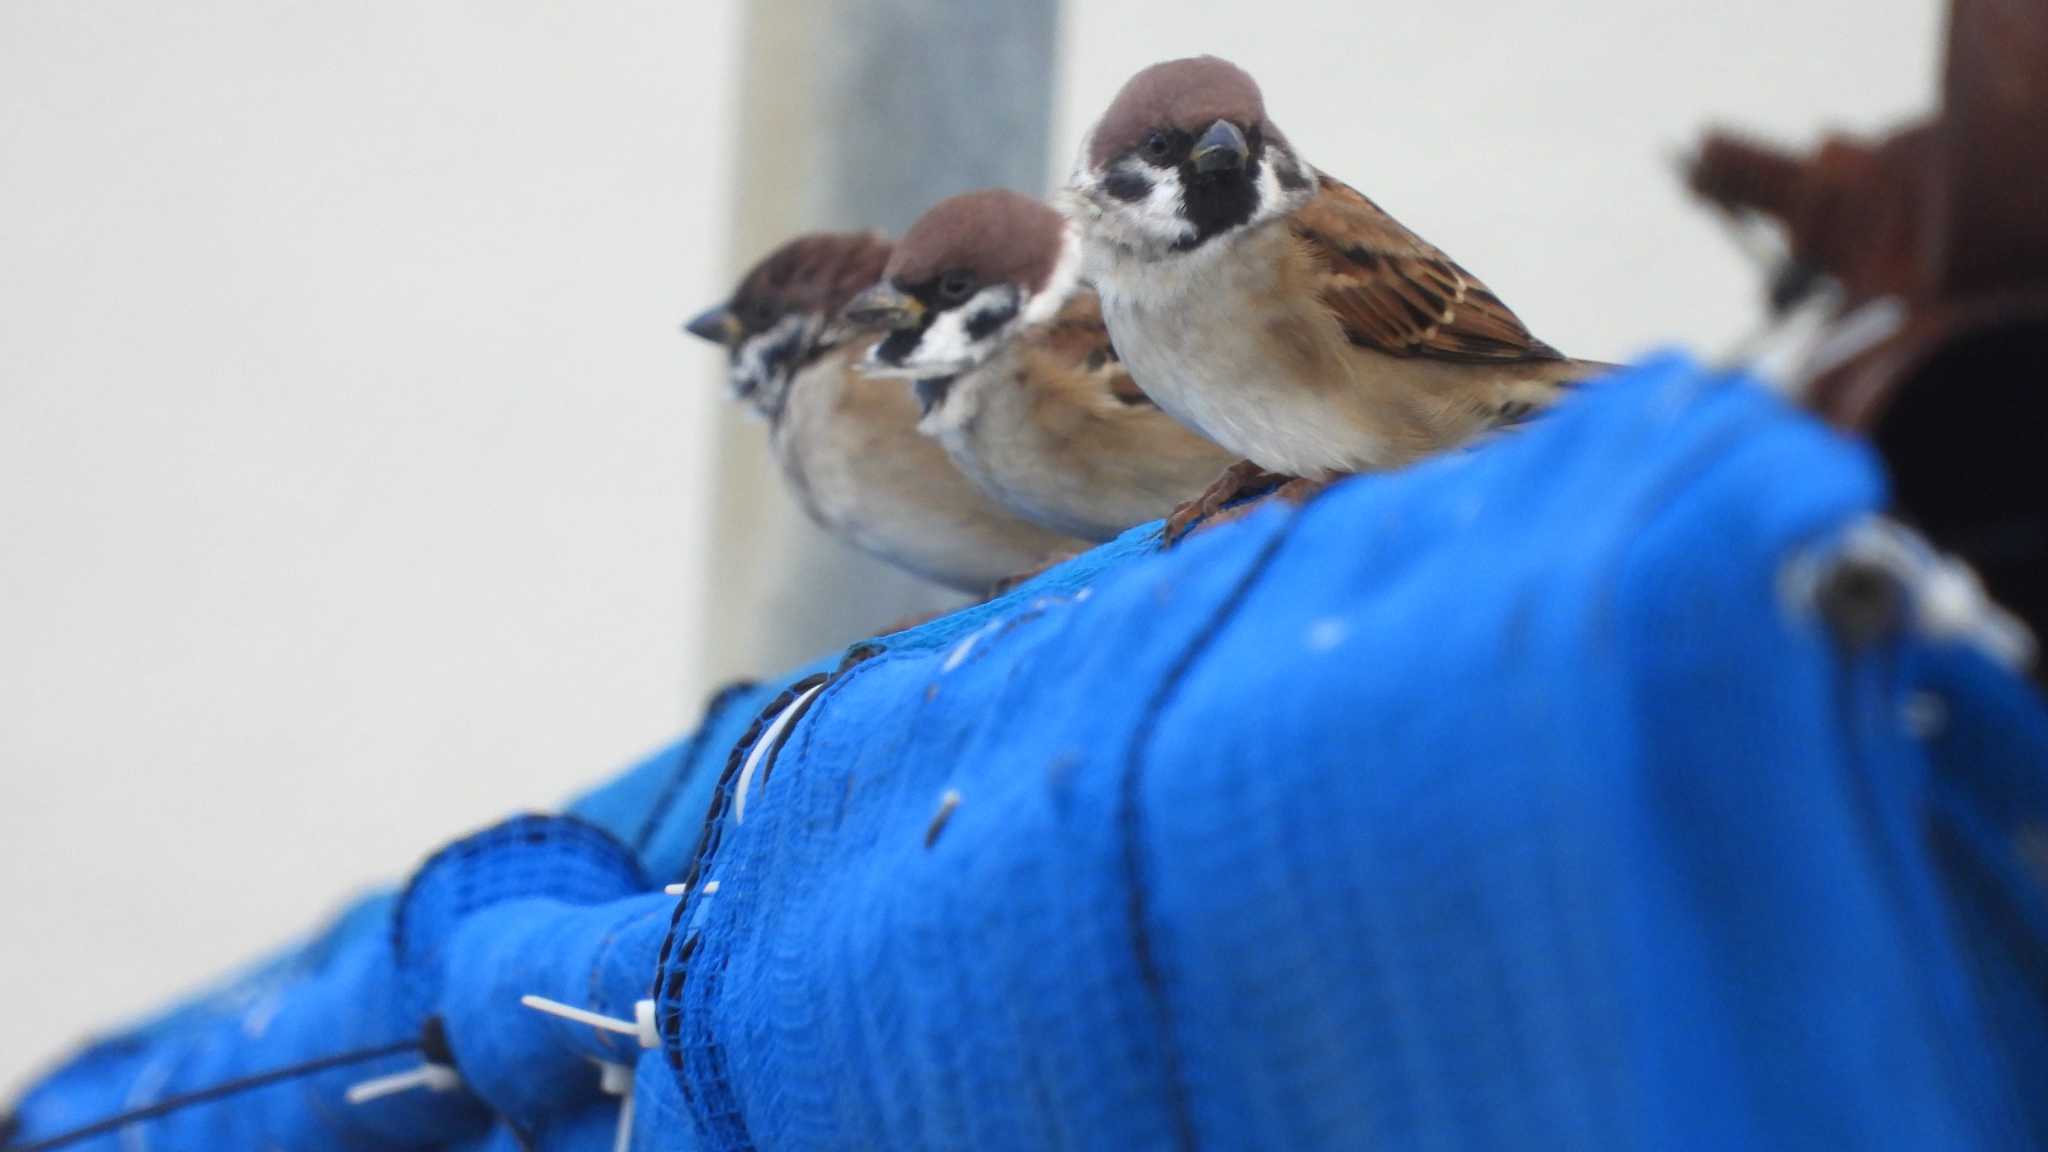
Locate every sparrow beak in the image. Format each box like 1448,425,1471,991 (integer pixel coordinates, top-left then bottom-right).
842,283,926,331
1192,120,1250,175
683,306,742,347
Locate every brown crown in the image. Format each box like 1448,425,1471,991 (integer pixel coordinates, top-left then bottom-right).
887,189,1065,294
1087,55,1269,169
730,231,893,320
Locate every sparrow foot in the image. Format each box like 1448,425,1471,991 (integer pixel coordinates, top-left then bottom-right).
1161,460,1293,544
1186,475,1336,535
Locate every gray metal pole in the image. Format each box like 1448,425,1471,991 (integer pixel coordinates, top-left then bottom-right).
699,0,1063,683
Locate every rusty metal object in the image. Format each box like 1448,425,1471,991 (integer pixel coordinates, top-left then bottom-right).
1933,0,2048,300
1684,0,2047,656
1689,126,1932,319
1685,0,2047,430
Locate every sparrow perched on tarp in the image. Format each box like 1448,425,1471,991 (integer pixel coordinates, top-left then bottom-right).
841,189,1236,542
685,232,1084,591
1062,55,1606,536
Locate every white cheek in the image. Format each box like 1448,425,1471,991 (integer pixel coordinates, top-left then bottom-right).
896,286,1018,374
1254,160,1284,222
930,289,1008,363
1074,162,1193,255
1140,168,1189,236
733,314,813,396
919,308,976,366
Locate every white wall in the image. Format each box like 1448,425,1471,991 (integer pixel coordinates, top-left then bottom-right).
0,2,739,1091
1056,1,1944,361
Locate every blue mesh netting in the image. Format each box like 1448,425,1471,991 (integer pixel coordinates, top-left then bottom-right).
7,354,2046,1152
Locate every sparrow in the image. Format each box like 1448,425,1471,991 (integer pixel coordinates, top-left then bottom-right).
1062,55,1606,536
839,189,1238,542
684,232,1085,592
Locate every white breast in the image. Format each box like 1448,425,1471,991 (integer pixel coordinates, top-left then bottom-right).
772,356,1078,591
1090,227,1393,479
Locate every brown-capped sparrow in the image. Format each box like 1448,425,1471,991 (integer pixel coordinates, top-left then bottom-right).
684,232,1084,592
1062,55,1608,537
839,189,1237,542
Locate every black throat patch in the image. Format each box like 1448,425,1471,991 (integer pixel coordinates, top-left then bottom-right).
1175,158,1263,251
912,376,956,417
873,327,923,367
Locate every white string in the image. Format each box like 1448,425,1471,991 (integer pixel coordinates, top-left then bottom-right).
941,622,1000,673
733,683,823,825
119,1052,176,1152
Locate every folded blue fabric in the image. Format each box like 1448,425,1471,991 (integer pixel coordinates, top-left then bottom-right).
9,354,2045,1152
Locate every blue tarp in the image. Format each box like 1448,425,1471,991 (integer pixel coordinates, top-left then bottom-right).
8,354,2046,1151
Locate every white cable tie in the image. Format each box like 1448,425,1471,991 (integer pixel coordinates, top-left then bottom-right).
1798,295,1906,385
597,1061,634,1096
344,1063,461,1105
519,994,660,1049
612,1074,637,1152
663,883,687,896
1787,517,2037,671
590,1060,637,1152
664,879,719,898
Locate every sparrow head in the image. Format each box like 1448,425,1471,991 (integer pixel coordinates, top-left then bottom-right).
1064,55,1316,258
844,188,1082,389
683,231,892,419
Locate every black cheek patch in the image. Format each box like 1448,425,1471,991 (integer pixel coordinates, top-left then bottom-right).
963,297,1019,341
756,326,806,379
1103,169,1153,203
874,328,923,366
1273,154,1311,193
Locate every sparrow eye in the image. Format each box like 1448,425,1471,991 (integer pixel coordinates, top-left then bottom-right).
1139,131,1174,164
747,300,778,327
938,270,977,304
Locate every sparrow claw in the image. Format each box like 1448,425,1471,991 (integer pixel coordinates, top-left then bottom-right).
1268,476,1333,506
1161,460,1292,545
1184,475,1337,535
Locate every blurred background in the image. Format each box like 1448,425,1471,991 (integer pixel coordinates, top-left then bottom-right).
0,0,1940,1093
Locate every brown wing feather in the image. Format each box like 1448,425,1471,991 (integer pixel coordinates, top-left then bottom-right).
1039,289,1155,409
1291,176,1562,364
